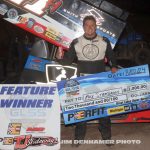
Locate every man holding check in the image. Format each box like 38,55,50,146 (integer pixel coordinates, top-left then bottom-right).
56,15,118,146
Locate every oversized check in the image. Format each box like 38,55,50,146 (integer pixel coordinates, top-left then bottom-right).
0,84,60,150
57,65,150,125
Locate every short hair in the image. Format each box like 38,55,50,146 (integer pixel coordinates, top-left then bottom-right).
83,15,96,26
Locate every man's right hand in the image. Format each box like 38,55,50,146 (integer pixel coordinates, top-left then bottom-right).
56,46,64,59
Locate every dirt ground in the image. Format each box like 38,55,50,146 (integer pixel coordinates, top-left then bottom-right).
61,123,150,150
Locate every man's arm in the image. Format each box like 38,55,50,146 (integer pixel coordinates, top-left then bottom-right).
56,39,77,65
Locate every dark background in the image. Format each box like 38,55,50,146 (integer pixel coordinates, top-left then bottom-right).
108,0,150,38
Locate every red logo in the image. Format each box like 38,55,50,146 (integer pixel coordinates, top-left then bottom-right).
32,59,42,63
14,135,58,149
26,127,45,132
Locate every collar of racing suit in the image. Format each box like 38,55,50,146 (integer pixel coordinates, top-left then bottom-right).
83,34,97,40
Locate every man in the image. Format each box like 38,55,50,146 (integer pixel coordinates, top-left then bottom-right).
56,15,118,146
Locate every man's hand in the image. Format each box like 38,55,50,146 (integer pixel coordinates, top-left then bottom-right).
111,67,118,73
56,46,64,59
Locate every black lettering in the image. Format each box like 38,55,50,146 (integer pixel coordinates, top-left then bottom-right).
68,114,74,121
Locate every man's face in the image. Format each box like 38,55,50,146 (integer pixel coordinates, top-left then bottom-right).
83,19,96,38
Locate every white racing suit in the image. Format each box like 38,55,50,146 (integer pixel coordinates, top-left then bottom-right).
58,34,117,141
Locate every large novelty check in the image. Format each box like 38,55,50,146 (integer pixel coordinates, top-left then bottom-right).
57,64,150,125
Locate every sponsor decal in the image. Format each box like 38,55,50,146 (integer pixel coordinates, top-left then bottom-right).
45,64,77,83
139,102,149,109
32,59,42,63
26,18,36,28
17,16,28,24
64,80,80,97
68,107,105,121
26,18,46,34
0,3,8,15
44,27,62,42
7,123,22,135
15,135,58,149
25,56,46,72
7,8,18,19
34,25,44,34
26,127,45,132
108,106,125,115
0,135,58,149
82,44,99,60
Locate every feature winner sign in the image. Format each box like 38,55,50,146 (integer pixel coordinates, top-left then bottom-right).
0,84,60,150
57,65,150,125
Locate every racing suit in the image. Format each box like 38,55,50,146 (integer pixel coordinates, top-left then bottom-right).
58,34,117,141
